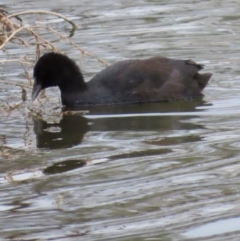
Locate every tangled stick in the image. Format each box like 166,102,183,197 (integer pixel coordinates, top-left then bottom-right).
0,9,107,68
0,9,108,107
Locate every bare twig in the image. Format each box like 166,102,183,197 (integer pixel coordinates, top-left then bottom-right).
8,10,78,34
43,25,109,66
0,26,25,49
0,80,32,89
0,8,109,110
0,59,34,66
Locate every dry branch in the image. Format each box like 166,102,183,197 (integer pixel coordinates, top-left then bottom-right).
8,10,78,33
0,8,108,108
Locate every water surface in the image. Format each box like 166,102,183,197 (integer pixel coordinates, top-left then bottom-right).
1,0,240,240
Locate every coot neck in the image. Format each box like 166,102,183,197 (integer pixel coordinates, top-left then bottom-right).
58,72,88,94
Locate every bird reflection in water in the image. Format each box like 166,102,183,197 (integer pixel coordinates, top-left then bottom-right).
34,100,209,175
33,100,208,150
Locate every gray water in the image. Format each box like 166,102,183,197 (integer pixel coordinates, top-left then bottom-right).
1,0,240,240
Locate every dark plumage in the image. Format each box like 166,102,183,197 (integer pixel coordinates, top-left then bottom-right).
32,52,212,106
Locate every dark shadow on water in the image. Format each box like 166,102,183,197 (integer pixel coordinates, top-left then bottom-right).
33,115,89,149
43,159,87,175
63,98,211,114
33,99,209,149
109,148,172,160
144,135,202,146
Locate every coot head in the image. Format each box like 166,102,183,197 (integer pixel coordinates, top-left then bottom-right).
32,52,85,101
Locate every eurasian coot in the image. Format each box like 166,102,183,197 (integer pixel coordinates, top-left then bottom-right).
32,52,212,106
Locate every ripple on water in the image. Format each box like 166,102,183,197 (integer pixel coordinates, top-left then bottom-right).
1,0,240,240
182,217,240,239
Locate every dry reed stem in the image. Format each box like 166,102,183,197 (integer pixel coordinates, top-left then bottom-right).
0,80,32,89
8,10,78,32
0,9,107,118
41,25,108,66
0,9,107,74
0,59,34,65
0,26,25,49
